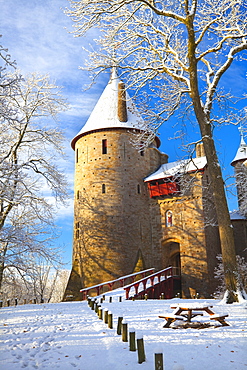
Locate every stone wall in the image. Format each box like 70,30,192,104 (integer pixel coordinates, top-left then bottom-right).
148,169,221,298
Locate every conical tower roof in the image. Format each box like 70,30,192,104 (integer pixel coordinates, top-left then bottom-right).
231,127,247,166
71,69,149,149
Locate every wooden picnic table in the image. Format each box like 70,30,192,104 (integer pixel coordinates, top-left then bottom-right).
159,303,229,328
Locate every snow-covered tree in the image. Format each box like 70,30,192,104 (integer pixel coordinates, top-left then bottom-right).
214,254,247,299
65,0,247,302
1,263,70,304
0,43,68,289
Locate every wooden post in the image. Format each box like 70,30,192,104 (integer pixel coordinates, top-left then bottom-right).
144,294,148,300
122,321,128,342
24,298,27,305
108,311,113,329
94,301,98,313
93,298,97,309
7,299,10,307
137,336,146,364
109,296,112,303
91,299,95,310
129,329,136,351
97,304,101,315
117,316,123,335
98,307,103,320
0,301,2,308
89,298,93,308
104,309,108,324
155,352,163,370
119,296,122,302
14,298,18,306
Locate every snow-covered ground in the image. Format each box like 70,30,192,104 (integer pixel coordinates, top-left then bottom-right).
0,297,246,370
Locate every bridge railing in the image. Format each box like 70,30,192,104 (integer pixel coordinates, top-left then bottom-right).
123,266,174,299
80,268,155,300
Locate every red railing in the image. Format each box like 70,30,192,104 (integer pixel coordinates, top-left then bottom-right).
80,268,155,300
123,266,174,299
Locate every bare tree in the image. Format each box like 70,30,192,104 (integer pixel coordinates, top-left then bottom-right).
214,255,247,300
48,269,70,303
0,44,69,289
65,0,247,302
1,263,69,304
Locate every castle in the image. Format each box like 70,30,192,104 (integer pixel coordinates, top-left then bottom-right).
64,70,247,300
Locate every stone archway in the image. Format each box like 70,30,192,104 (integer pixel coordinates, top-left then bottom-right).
169,251,181,276
162,240,181,275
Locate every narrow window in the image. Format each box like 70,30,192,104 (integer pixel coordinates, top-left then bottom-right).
77,190,80,200
166,210,173,227
102,139,107,154
137,184,141,194
76,148,79,163
102,184,106,193
75,222,80,239
140,142,144,156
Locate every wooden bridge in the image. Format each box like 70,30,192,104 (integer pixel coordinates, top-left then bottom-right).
80,267,181,300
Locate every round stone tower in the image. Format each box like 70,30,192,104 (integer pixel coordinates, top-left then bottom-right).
64,70,167,299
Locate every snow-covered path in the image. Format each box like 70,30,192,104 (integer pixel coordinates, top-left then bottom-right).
0,299,247,369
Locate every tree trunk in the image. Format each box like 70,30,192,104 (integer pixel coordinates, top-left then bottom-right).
201,130,238,303
0,262,4,291
187,18,239,303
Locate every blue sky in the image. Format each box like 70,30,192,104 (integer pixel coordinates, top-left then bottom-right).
1,0,246,268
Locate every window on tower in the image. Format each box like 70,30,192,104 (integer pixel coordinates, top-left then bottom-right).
75,222,80,239
102,139,107,154
166,210,173,227
102,184,106,193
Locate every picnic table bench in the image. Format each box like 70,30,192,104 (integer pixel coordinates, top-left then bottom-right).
159,303,229,328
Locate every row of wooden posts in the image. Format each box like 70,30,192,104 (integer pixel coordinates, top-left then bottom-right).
0,297,41,308
87,295,164,370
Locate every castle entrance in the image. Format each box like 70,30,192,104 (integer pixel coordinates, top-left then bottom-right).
162,240,181,276
162,240,181,296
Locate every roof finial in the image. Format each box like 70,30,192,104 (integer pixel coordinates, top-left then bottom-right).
110,43,120,81
239,123,246,145
111,65,118,81
231,123,247,166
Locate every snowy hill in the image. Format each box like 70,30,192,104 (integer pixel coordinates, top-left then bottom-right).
0,298,247,369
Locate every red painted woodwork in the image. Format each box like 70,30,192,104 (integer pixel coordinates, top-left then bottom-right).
147,180,180,198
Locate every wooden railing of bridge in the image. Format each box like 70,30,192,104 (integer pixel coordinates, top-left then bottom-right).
123,266,177,299
80,268,155,300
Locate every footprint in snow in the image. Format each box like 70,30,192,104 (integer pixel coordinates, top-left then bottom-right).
21,361,29,368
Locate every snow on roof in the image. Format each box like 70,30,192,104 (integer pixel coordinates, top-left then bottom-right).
230,210,246,220
71,69,146,149
144,156,207,182
231,135,247,166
